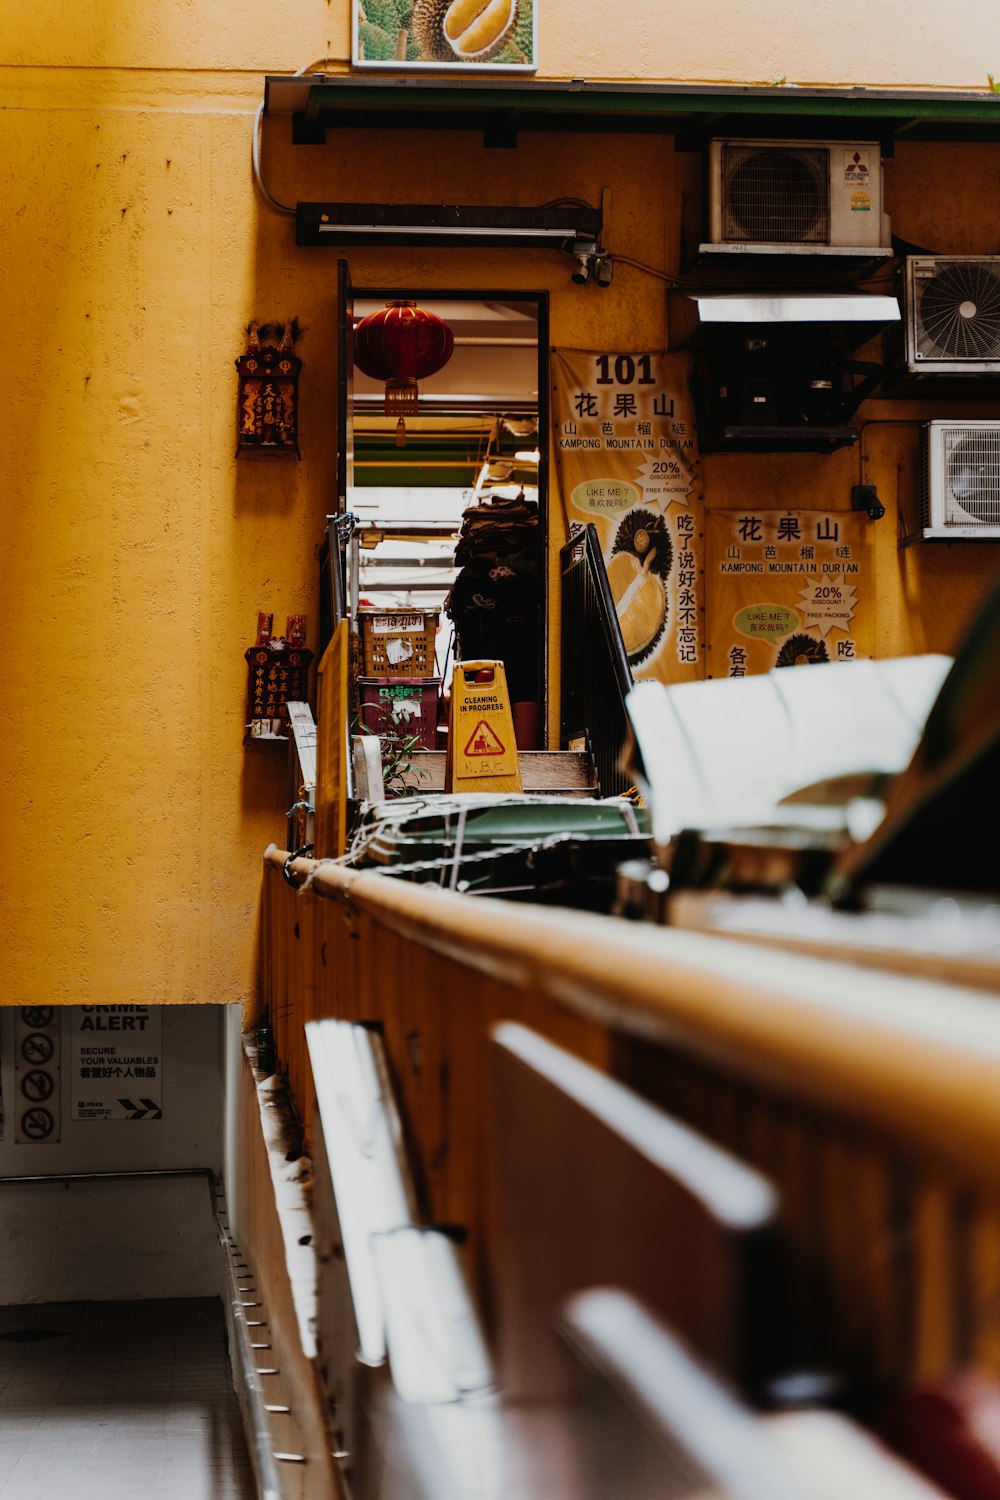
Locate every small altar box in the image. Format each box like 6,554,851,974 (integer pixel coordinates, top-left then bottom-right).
244,613,312,742
235,321,303,457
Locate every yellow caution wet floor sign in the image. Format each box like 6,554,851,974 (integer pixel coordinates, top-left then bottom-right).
445,661,523,794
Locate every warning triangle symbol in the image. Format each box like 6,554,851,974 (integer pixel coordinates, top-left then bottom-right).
464,719,505,757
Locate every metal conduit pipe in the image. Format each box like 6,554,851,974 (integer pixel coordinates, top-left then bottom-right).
267,846,1000,1193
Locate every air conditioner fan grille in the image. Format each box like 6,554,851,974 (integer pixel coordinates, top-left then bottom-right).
721,145,830,244
916,261,1000,361
944,429,1000,526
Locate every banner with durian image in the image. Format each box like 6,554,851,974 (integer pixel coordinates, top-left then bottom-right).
705,510,874,679
552,348,705,685
354,0,535,69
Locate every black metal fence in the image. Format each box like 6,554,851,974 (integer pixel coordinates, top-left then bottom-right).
318,515,350,658
560,524,634,797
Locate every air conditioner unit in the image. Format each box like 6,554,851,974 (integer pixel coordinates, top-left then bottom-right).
905,256,1000,374
704,139,890,255
922,420,1000,539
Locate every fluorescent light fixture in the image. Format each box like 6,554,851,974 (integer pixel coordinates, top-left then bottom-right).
319,224,572,240
296,201,602,250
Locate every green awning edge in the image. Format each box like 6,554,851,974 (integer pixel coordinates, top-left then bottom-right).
263,73,1000,129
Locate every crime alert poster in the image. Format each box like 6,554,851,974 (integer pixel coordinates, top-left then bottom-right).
705,510,874,678
70,1005,163,1121
552,349,705,684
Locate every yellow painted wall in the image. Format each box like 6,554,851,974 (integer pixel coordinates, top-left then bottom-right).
2,6,999,1006
9,0,996,89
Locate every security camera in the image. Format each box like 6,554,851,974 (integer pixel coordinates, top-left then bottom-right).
593,254,614,287
568,238,598,284
570,252,592,285
851,483,885,520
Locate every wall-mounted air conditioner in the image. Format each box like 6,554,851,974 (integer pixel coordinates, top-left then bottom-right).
922,420,1000,539
703,139,891,256
905,256,1000,374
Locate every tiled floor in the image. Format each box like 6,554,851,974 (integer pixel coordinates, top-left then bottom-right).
0,1298,256,1499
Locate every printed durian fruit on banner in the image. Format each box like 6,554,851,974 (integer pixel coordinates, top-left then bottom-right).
358,0,532,63
607,509,673,666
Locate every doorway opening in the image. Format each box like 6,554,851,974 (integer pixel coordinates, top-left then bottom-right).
336,272,550,750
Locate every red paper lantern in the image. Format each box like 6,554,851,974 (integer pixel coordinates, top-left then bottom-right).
353,300,454,416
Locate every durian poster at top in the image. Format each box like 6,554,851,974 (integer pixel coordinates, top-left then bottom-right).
353,0,535,68
705,510,874,678
552,348,705,685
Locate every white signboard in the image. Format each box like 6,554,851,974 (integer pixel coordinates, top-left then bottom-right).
70,1006,163,1120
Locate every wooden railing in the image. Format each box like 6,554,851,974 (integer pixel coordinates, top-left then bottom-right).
263,845,1000,1401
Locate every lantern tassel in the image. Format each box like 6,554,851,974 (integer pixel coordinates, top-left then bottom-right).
384,376,420,416
395,416,407,447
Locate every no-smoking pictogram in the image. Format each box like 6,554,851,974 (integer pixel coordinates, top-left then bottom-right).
21,1032,54,1066
20,1108,55,1141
